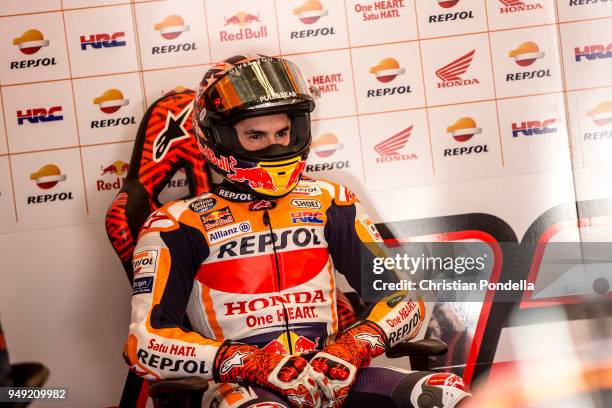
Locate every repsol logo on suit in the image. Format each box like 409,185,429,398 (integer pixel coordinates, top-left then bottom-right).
217,228,324,259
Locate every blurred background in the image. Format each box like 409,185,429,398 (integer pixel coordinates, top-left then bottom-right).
0,0,610,406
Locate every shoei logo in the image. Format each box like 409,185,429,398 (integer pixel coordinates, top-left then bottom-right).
509,41,545,67
154,15,190,40
311,133,344,158
370,58,405,83
152,104,193,162
293,0,329,24
374,126,418,163
446,117,481,142
80,32,126,50
497,0,543,13
30,164,67,189
588,102,612,126
435,50,479,88
437,0,461,8
511,119,557,137
16,106,63,125
93,89,129,114
575,43,612,62
224,11,261,26
12,29,49,54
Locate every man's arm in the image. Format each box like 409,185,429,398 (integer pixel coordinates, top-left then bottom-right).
124,209,220,381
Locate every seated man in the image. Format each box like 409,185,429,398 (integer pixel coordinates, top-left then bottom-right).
124,55,470,408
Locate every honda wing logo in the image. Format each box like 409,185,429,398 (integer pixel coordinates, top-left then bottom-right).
436,50,475,82
375,126,412,156
499,0,524,5
152,104,193,162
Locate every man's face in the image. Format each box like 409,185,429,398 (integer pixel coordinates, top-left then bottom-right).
234,113,291,152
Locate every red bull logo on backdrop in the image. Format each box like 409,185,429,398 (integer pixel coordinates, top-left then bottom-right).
97,160,129,191
575,43,612,62
17,106,63,125
497,0,543,13
152,15,197,54
374,126,417,163
11,29,57,70
80,32,126,50
291,0,336,39
511,119,557,137
220,11,267,42
435,50,479,88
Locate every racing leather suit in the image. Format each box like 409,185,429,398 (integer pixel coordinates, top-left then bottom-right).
124,178,470,407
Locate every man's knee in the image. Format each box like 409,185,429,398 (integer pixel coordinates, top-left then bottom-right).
393,371,470,408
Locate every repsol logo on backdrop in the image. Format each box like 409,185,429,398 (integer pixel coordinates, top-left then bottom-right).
443,144,489,157
428,10,474,23
10,58,57,70
27,192,74,204
290,27,336,39
152,43,197,54
216,228,324,259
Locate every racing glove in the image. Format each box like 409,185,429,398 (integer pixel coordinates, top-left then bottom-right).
309,291,426,407
213,341,328,408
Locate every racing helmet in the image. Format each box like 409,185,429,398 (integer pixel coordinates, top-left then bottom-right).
193,54,317,198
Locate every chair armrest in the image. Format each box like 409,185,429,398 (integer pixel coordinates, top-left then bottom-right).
148,377,209,397
385,338,448,359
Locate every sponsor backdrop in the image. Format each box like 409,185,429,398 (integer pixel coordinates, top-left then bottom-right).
0,0,611,406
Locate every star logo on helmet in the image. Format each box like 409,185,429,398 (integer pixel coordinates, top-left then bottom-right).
219,350,251,375
287,394,310,407
321,394,348,408
152,104,193,162
354,333,385,351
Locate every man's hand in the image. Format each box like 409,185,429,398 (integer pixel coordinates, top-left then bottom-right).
307,321,387,408
214,342,328,407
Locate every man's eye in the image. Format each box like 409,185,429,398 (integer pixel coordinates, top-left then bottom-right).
277,131,288,137
249,134,262,140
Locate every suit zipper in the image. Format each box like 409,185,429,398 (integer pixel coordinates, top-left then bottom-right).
262,209,294,355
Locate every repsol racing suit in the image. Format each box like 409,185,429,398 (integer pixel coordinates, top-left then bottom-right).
125,178,470,407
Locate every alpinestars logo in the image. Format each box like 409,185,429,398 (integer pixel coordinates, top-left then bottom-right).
374,126,417,163
153,104,193,162
497,0,543,14
435,50,479,88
